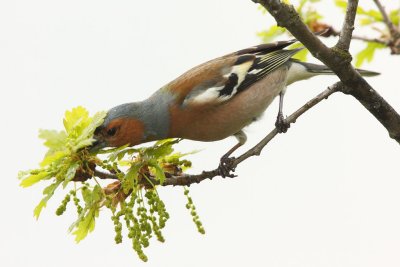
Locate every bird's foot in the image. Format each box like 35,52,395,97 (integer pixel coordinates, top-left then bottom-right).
275,112,290,133
218,156,237,178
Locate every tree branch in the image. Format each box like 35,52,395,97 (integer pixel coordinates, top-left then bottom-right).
253,0,400,143
94,169,118,180
326,26,389,45
373,0,398,37
233,82,341,165
372,0,400,54
336,0,358,51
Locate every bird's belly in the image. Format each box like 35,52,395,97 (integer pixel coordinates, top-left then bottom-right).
169,67,288,141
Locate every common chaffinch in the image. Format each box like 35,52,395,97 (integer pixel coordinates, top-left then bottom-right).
92,38,378,176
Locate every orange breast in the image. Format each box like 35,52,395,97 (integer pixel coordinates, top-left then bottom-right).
168,67,289,141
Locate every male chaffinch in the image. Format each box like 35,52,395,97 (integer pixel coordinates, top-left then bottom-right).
92,38,378,176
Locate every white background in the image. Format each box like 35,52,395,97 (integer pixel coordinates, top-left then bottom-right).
1,1,400,266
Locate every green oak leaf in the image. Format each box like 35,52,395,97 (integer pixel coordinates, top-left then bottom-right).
149,161,166,185
39,129,67,153
20,171,52,188
34,181,62,219
355,42,386,67
257,26,286,43
72,207,99,243
20,106,106,217
289,43,308,61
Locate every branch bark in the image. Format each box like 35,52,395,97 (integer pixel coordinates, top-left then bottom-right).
373,0,399,37
253,0,400,143
336,0,358,51
94,169,118,180
326,26,389,45
372,0,400,54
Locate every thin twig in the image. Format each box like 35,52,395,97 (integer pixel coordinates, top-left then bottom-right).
373,0,398,36
336,0,359,51
372,0,400,54
347,34,388,44
233,82,342,165
94,169,118,180
328,26,389,45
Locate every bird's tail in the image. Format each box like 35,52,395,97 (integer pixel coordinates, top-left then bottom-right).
298,61,380,77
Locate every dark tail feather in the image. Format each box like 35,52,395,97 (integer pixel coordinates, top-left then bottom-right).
298,62,380,77
354,68,380,77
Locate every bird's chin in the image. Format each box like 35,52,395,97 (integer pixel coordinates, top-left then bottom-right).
88,140,108,153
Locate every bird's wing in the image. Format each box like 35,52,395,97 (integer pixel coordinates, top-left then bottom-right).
167,40,302,107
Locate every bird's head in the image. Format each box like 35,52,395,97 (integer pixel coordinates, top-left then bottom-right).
90,103,145,152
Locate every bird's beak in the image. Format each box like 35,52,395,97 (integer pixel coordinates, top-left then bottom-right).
89,139,108,153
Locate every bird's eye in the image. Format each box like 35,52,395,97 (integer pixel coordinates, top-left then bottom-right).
107,127,117,137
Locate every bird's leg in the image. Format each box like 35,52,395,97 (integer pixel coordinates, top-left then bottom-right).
275,90,290,133
218,131,247,178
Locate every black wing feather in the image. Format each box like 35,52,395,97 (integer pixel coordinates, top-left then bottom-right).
234,39,297,56
236,48,302,93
